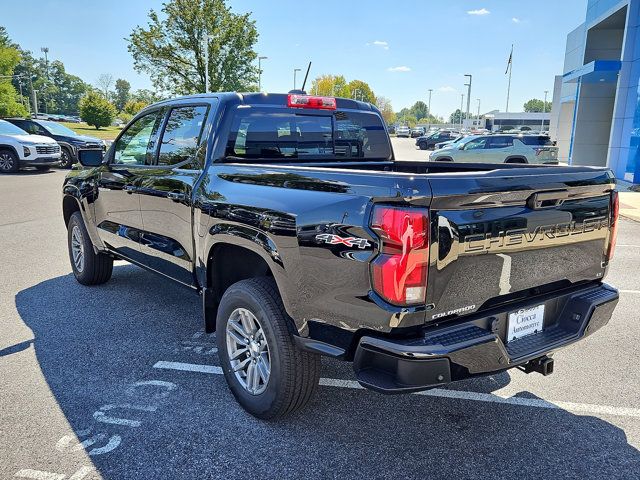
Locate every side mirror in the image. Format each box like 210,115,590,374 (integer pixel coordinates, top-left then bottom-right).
77,149,105,167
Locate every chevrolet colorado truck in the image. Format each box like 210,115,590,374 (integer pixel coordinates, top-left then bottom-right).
62,92,620,419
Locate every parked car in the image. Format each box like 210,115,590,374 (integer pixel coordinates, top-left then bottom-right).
429,134,559,164
434,134,466,150
396,125,411,137
5,118,105,168
415,130,457,150
62,92,618,419
0,119,60,173
410,126,425,138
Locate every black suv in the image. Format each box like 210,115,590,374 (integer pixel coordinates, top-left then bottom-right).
415,130,457,150
6,118,104,168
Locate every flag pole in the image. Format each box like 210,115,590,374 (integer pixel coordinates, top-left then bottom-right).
505,44,513,113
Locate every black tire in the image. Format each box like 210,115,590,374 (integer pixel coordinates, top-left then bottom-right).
418,143,427,150
434,156,453,162
216,277,320,420
67,211,113,285
35,166,50,172
0,149,19,173
59,147,74,169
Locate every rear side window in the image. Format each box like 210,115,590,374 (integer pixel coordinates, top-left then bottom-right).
157,105,208,166
519,136,553,146
487,136,514,148
225,107,391,162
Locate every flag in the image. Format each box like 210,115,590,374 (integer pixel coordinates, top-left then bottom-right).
505,45,513,74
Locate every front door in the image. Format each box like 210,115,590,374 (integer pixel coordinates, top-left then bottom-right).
136,103,213,287
94,110,163,261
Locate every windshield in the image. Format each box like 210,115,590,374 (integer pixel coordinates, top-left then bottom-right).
38,120,78,136
0,120,28,135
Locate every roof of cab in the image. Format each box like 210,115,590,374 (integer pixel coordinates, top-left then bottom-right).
144,92,377,112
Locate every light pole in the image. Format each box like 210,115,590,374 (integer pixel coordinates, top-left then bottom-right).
464,74,472,123
257,56,267,91
460,94,464,129
427,88,433,126
202,34,212,93
541,90,548,132
41,47,49,113
476,98,481,129
293,68,301,90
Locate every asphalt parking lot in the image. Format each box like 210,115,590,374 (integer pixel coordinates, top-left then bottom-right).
1,167,639,480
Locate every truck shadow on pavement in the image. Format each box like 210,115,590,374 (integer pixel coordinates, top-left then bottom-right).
14,265,640,479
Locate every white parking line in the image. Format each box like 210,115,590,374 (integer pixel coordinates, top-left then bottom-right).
620,290,640,294
153,361,640,419
616,244,640,247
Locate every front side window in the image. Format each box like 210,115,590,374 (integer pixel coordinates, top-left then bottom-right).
113,112,159,165
464,138,488,150
157,105,209,166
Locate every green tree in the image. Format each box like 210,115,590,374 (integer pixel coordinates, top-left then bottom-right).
374,96,395,125
123,99,148,116
130,88,163,104
449,109,465,124
127,0,259,94
347,79,375,103
523,98,552,113
410,101,429,120
114,79,131,111
311,74,349,97
79,91,116,129
0,27,27,117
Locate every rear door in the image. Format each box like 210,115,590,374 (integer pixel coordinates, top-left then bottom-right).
136,102,213,287
484,136,515,162
426,168,615,321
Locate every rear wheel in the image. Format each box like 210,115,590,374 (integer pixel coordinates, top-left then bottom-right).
67,211,113,285
0,149,19,173
434,156,453,162
217,277,320,419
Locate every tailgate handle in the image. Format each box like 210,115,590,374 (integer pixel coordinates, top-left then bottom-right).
528,190,569,209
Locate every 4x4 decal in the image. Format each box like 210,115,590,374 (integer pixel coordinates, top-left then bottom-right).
315,233,371,249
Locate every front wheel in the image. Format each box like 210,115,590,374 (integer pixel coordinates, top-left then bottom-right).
418,143,427,150
59,147,74,169
217,277,320,419
0,149,19,173
67,211,113,285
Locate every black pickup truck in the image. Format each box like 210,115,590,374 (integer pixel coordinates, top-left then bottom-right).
62,92,620,419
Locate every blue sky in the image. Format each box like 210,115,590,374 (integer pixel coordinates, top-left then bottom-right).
2,0,586,117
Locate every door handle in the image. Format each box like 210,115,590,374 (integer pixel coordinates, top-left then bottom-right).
123,185,137,194
167,191,186,202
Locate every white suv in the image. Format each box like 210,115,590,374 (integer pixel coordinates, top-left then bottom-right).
0,119,61,173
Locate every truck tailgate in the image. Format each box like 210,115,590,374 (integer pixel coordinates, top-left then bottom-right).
426,167,615,321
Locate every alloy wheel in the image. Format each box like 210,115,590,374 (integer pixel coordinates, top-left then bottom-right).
226,307,271,395
0,153,15,171
71,225,85,273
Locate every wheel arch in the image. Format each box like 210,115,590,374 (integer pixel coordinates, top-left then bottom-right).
0,144,20,158
504,156,528,164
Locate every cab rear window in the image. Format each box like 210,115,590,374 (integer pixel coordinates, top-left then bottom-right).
225,107,391,162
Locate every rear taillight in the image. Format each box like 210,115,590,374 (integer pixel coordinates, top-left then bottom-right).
287,94,336,110
607,191,619,260
370,206,429,306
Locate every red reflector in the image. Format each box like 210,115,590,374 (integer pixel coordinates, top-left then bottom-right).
370,206,429,305
287,94,336,110
607,191,619,260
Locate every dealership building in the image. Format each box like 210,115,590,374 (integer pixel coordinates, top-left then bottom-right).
549,0,639,183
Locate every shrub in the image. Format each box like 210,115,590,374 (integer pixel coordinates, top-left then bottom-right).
79,91,116,129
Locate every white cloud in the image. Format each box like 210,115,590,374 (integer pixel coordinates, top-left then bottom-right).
387,66,411,72
512,17,521,23
371,40,389,50
467,8,490,15
438,85,456,92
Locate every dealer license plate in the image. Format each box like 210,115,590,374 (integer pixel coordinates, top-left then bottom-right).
507,304,545,343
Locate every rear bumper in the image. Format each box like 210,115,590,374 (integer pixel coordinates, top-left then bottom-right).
353,283,618,393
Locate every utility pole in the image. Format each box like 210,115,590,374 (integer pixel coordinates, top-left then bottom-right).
28,74,36,115
427,89,433,118
293,68,301,90
505,44,513,113
541,90,548,132
257,56,268,91
460,94,464,129
202,34,211,93
33,89,39,117
476,98,481,129
41,47,49,113
464,74,472,123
